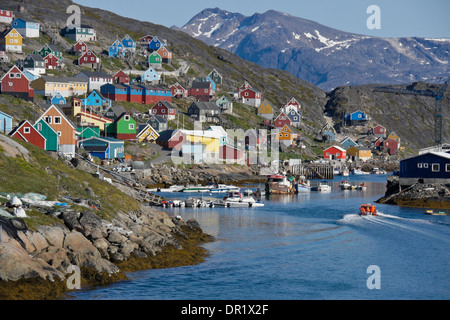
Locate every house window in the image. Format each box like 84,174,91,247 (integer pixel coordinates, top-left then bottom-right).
24,127,30,134
432,164,440,172
57,131,62,136
37,123,42,131
54,116,61,124
9,73,15,78
44,116,52,124
424,163,429,169
417,163,423,168
129,124,135,130
124,115,130,121
446,164,450,172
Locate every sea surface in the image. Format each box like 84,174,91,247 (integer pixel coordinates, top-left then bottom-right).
70,174,450,300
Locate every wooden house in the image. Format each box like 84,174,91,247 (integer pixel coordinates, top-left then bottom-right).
156,129,184,150
320,124,336,142
369,125,387,138
106,113,137,141
81,89,111,110
188,81,213,101
78,50,99,66
208,69,223,86
170,82,187,98
0,65,34,101
100,83,128,102
34,118,58,151
139,84,172,104
76,110,113,132
108,39,125,58
125,84,144,104
257,100,274,120
148,51,162,68
75,71,113,91
50,92,66,105
274,112,292,129
323,146,347,161
121,34,136,52
103,105,127,122
156,45,171,64
0,28,23,53
345,110,369,126
11,18,39,38
34,43,62,60
347,146,372,162
278,125,296,147
147,115,167,133
23,54,46,75
76,126,100,140
148,36,163,52
31,76,88,98
79,136,125,160
340,137,358,150
286,110,301,128
150,101,177,120
113,70,130,84
139,35,154,46
382,138,399,155
43,53,61,70
399,152,450,186
140,67,160,83
187,101,221,124
63,24,97,42
388,132,401,145
281,98,301,113
137,124,159,142
0,10,14,24
10,120,46,150
37,105,76,156
216,95,233,114
0,111,13,134
71,40,89,55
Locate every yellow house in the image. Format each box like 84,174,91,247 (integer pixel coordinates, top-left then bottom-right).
277,125,297,146
31,76,88,98
1,28,23,53
257,100,274,120
387,132,401,145
180,129,223,163
347,146,372,162
137,124,159,142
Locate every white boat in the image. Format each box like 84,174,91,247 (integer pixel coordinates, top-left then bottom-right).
317,182,331,192
265,175,295,194
296,182,311,193
341,169,349,176
372,168,386,175
353,168,369,175
214,191,264,208
210,184,240,193
357,183,367,191
182,185,212,193
158,185,185,192
340,180,351,190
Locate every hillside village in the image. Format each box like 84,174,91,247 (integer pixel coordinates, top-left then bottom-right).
0,5,434,176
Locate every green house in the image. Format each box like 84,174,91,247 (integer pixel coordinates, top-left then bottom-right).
77,126,100,140
148,51,162,68
34,119,59,151
34,43,62,60
106,113,136,141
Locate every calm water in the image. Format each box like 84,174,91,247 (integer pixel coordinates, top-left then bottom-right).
70,175,450,300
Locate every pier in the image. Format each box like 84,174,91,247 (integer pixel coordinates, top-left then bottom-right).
290,163,334,180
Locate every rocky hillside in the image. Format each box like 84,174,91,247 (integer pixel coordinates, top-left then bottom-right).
179,8,450,91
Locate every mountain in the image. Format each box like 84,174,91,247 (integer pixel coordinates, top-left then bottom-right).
179,8,450,91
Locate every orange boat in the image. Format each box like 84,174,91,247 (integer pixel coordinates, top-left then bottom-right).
360,204,377,216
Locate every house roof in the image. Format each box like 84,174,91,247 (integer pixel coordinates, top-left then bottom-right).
325,145,347,152
39,76,88,83
78,71,112,79
26,53,44,62
191,81,211,89
190,101,220,111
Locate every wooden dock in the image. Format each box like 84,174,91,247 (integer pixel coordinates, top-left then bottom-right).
290,163,334,180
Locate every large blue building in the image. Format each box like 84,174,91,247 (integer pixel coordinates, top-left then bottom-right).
399,152,450,186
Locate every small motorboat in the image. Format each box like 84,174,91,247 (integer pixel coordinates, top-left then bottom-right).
213,191,264,208
317,182,331,192
357,183,367,191
425,210,447,216
340,180,351,190
360,204,377,216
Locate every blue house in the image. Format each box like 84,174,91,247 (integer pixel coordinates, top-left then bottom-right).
399,152,450,186
11,18,40,38
50,92,66,105
121,35,136,52
140,67,160,83
345,110,369,126
0,111,13,134
148,36,163,52
108,40,125,58
79,136,125,160
286,110,301,128
340,137,357,150
81,90,111,109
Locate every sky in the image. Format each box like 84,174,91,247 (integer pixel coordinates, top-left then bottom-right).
74,0,450,39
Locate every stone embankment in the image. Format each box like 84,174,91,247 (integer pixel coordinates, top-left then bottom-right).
0,204,212,299
377,176,450,209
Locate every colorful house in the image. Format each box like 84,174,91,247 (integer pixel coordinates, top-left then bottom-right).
345,110,369,126
124,84,144,104
188,81,213,101
79,136,125,160
370,125,387,138
34,43,62,60
216,95,233,114
10,120,46,150
0,111,13,134
239,87,262,107
388,132,401,145
399,152,450,186
140,67,160,83
0,65,34,101
121,34,136,52
150,101,177,120
347,146,372,162
180,129,223,164
0,10,15,24
156,129,184,150
0,28,23,53
113,70,130,84
34,118,58,151
277,125,296,147
320,124,336,142
78,49,99,66
81,89,111,110
323,146,347,161
31,76,88,98
286,109,301,128
75,71,113,91
76,126,100,140
43,53,61,70
281,97,302,113
23,54,46,75
148,36,163,51
11,18,40,38
63,25,97,42
208,69,223,86
147,115,167,133
100,83,128,102
50,92,66,105
187,101,221,123
139,84,173,104
75,111,113,132
170,82,187,98
106,113,136,140
340,137,358,150
382,138,399,155
257,100,274,120
148,51,162,68
37,105,76,155
274,112,292,129
156,45,171,63
137,124,159,142
71,40,89,54
108,39,125,58
103,105,127,122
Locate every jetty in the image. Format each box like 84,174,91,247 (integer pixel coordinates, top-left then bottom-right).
290,163,334,180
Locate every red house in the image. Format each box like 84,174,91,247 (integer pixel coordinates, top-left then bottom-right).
10,120,46,150
0,66,34,101
188,81,212,101
323,146,347,160
44,53,60,69
370,125,387,138
151,101,177,120
170,82,187,98
78,50,99,66
274,112,292,129
113,70,130,84
382,138,399,155
71,40,89,54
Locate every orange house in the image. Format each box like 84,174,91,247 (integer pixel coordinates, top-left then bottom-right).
37,105,76,156
157,46,172,63
278,125,296,147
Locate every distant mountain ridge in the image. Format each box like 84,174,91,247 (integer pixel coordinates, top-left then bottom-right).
178,8,450,91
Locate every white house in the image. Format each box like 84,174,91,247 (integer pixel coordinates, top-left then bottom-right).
0,10,14,24
75,71,113,91
11,18,40,38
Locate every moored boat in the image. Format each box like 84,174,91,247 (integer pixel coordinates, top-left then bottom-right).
210,184,240,193
340,180,351,190
317,181,331,192
182,185,212,193
213,191,264,207
265,174,295,194
296,181,311,193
